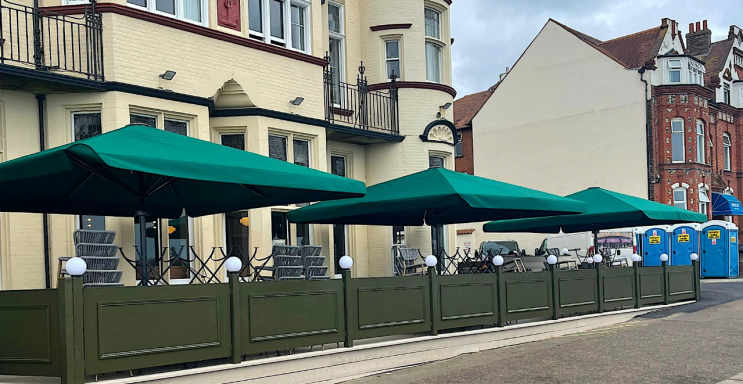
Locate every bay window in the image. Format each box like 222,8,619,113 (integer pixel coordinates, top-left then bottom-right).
696,120,705,163
249,0,310,53
424,8,440,39
668,59,681,83
425,7,443,83
671,118,684,162
127,0,206,25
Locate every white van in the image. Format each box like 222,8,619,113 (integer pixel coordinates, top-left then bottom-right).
535,229,637,265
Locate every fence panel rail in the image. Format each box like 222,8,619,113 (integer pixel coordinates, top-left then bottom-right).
501,271,553,322
638,266,665,306
601,268,636,310
555,269,598,317
436,273,498,330
667,265,696,302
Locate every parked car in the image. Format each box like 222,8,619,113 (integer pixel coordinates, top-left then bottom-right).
535,230,637,265
477,240,522,257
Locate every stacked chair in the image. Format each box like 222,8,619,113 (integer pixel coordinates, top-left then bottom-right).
302,245,329,280
59,230,123,288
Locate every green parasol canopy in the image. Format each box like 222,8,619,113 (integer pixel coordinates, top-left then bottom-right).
0,124,366,218
483,187,707,234
288,167,586,226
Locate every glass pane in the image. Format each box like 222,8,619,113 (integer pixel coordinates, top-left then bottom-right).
672,132,684,162
164,119,188,136
671,120,683,132
127,0,146,7
331,155,346,177
271,211,289,245
393,225,405,245
424,8,440,39
328,4,340,33
156,0,175,14
293,139,310,167
225,211,250,277
134,217,160,281
73,112,102,141
669,60,681,68
249,0,262,33
669,70,680,83
329,38,342,102
386,60,400,80
426,42,441,83
268,135,287,161
386,40,399,59
130,114,157,128
724,135,731,145
168,214,191,280
296,223,311,246
221,134,245,150
270,0,284,39
429,156,445,168
183,0,201,22
290,6,305,50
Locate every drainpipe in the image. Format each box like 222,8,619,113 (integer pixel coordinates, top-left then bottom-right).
36,94,51,289
639,68,653,201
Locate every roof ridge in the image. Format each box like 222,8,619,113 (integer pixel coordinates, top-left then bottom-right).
549,19,631,68
599,25,662,45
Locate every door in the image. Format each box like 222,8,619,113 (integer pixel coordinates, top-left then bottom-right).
730,229,739,277
671,226,695,266
701,226,726,277
642,228,668,266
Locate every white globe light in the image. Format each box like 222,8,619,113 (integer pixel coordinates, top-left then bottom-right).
660,253,669,262
587,257,594,264
631,254,642,262
425,255,437,267
492,255,504,266
561,248,569,256
339,255,353,270
225,256,243,273
547,255,558,265
593,254,603,264
66,257,87,276
690,253,699,261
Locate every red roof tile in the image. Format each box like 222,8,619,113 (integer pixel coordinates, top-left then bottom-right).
701,39,734,86
453,87,495,129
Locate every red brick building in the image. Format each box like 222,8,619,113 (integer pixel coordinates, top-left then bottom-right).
458,18,743,226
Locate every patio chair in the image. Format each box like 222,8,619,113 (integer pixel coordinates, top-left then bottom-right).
75,243,119,257
253,245,301,281
73,229,116,245
275,254,303,281
398,248,425,276
307,266,330,280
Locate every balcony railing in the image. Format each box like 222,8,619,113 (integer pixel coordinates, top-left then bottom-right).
324,60,399,135
0,0,104,80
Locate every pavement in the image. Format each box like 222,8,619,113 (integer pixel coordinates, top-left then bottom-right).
348,279,743,384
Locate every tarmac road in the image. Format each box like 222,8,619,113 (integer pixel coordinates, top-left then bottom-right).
349,280,743,384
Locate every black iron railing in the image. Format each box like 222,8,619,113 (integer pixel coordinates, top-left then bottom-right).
324,59,399,135
0,0,104,80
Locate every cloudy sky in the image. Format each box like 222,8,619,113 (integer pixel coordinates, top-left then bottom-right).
451,0,743,98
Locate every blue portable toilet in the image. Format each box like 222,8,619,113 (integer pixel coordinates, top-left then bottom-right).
670,223,700,266
700,221,739,278
641,225,671,266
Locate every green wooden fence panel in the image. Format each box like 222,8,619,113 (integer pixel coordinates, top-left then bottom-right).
349,276,431,340
554,269,598,317
238,279,344,355
601,268,636,310
437,274,498,330
82,284,231,375
0,289,61,377
667,265,696,302
501,271,553,322
638,267,665,306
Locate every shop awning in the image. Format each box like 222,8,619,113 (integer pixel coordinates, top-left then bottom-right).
712,193,743,216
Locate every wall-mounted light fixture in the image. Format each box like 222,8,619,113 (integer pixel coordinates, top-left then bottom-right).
159,70,177,80
290,97,304,106
440,102,452,110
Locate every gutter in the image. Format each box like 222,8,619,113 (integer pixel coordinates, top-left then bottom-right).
36,94,51,289
639,68,653,201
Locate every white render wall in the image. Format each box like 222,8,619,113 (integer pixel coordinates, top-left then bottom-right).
466,20,649,251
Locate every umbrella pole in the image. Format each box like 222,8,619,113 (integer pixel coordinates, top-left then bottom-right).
137,210,148,287
431,224,443,274
593,230,599,256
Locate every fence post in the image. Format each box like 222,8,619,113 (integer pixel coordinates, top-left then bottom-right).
596,263,604,313
496,266,505,327
228,272,241,364
59,277,85,384
428,266,439,336
662,260,669,305
550,265,558,320
633,263,640,309
692,259,701,301
342,269,353,348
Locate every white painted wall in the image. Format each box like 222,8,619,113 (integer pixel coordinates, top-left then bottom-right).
466,20,649,252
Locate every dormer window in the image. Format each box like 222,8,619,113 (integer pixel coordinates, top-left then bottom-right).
668,59,682,83
735,54,743,67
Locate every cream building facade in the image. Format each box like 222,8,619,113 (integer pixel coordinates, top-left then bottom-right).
0,0,457,289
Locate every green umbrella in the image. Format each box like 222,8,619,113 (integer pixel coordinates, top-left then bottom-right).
288,167,586,269
0,124,365,283
483,187,707,253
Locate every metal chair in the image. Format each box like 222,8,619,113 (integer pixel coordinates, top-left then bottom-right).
73,229,116,245
275,254,303,281
253,245,301,281
397,248,425,276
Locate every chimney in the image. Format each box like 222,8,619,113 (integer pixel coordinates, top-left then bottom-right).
686,19,712,56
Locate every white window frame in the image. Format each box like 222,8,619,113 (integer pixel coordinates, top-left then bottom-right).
328,1,346,105
292,137,312,168
668,59,682,84
671,118,684,163
383,37,402,81
424,7,441,40
673,187,687,210
71,111,102,142
126,0,208,27
724,133,732,170
248,0,311,53
696,120,705,164
167,215,195,285
724,83,731,104
424,6,444,84
699,187,710,215
130,112,158,128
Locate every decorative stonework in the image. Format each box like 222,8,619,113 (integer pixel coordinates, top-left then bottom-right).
420,120,458,146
